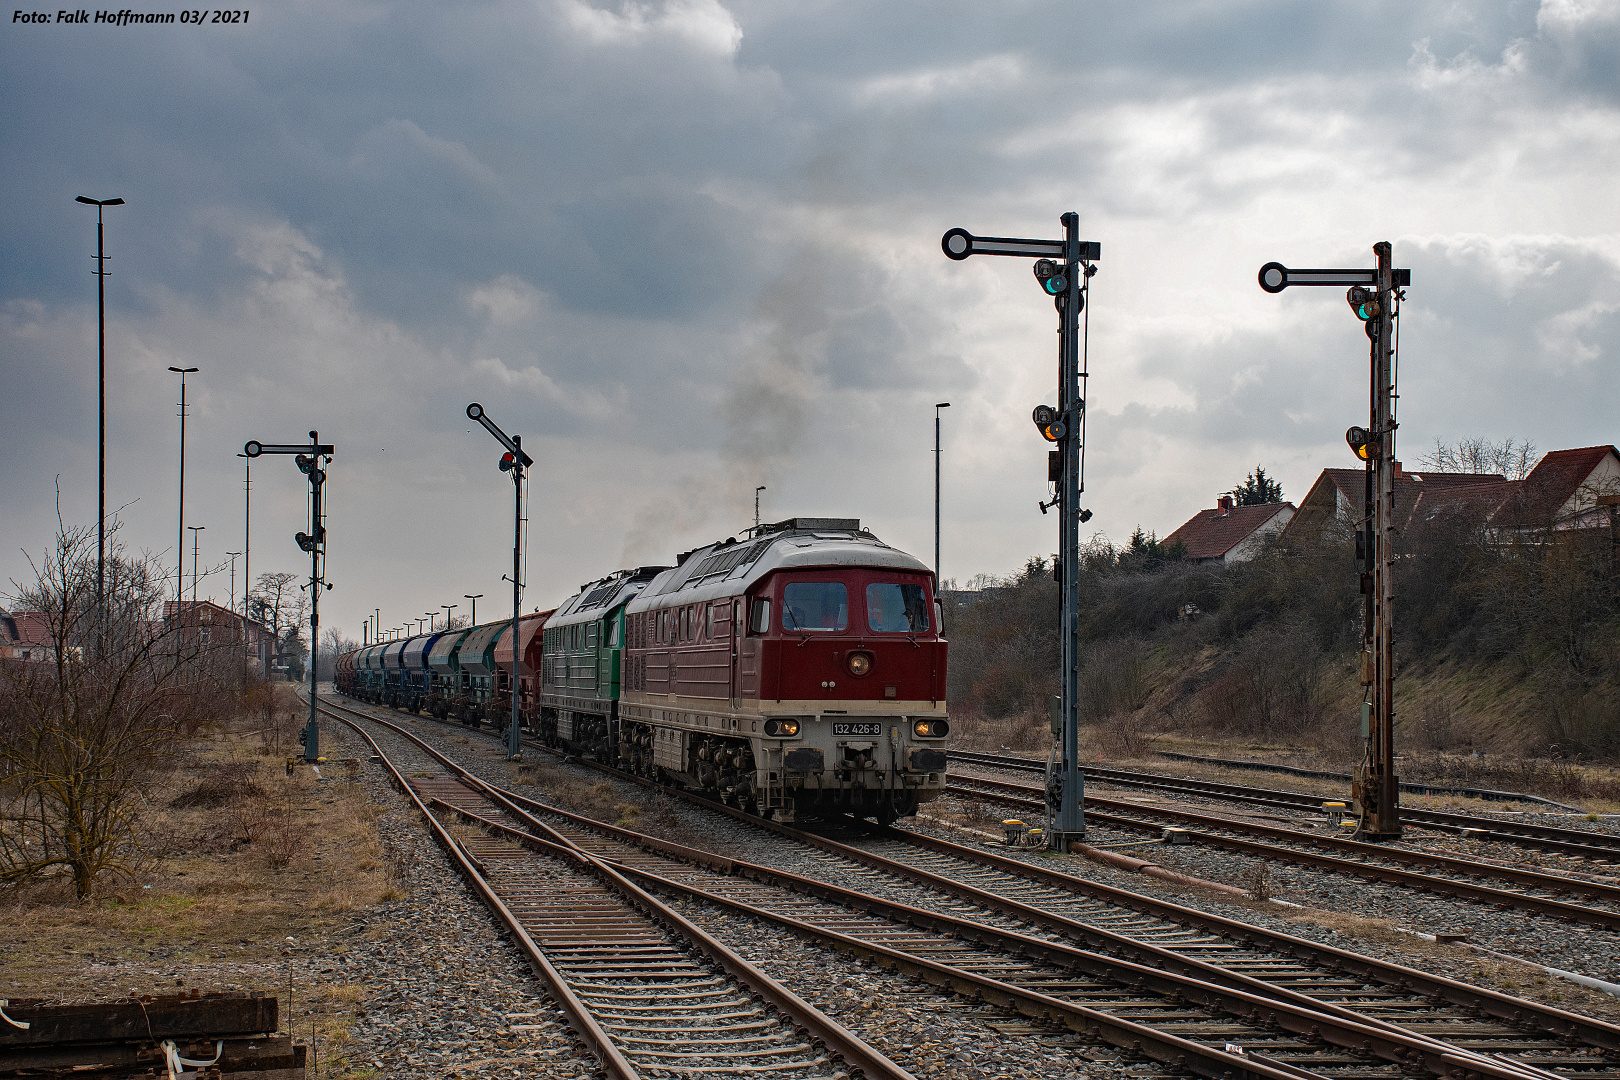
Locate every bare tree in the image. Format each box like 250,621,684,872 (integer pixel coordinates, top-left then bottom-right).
317,626,360,682
0,521,206,898
1419,437,1537,480
249,571,309,679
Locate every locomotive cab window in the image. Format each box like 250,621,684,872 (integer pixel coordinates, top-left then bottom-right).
749,598,771,635
866,583,929,633
783,582,847,632
608,619,620,647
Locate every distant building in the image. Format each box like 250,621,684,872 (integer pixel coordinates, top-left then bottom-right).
0,609,55,663
163,600,271,676
1281,463,1507,545
1489,444,1620,537
1280,445,1620,547
1163,496,1295,564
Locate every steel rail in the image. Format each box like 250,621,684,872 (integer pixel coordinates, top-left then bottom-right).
438,788,1611,1080
443,799,1572,1080
948,774,1620,930
952,749,1620,861
326,710,639,1078
322,703,915,1080
326,700,1338,1079
317,693,1620,1056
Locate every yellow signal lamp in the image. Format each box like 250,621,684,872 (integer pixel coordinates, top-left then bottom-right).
1346,426,1379,462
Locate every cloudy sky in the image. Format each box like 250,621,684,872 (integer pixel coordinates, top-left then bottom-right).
4,0,1617,639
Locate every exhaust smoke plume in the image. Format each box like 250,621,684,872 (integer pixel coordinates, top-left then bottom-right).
618,259,828,564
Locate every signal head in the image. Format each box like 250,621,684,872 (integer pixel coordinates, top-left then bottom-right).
1345,425,1379,461
295,454,314,474
499,451,516,472
295,531,316,552
1033,259,1069,295
1032,405,1064,441
1346,286,1379,321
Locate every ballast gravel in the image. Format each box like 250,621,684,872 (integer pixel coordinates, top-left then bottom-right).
319,708,1152,1078
314,720,599,1079
315,700,1620,1075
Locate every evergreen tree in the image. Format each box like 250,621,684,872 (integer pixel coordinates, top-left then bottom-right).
1229,465,1284,506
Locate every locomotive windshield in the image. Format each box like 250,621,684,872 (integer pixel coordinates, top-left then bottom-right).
866,582,929,633
782,582,847,631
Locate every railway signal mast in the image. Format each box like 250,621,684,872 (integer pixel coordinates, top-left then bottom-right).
242,431,335,763
1258,245,1410,841
942,214,1100,849
467,402,533,759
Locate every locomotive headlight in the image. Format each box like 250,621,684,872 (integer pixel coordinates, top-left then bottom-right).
764,718,800,738
912,719,950,739
846,651,873,677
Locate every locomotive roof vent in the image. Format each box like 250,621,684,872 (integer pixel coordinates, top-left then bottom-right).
763,517,861,533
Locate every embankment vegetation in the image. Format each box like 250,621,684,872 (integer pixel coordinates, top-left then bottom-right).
945,501,1620,797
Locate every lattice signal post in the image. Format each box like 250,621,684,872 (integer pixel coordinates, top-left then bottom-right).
943,214,1100,849
467,403,533,759
1259,246,1411,841
243,432,335,762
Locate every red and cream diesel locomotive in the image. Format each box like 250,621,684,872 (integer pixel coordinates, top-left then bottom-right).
575,517,947,822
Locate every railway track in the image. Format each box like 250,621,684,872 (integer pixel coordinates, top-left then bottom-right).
325,703,909,1080
319,693,1620,1080
945,770,1620,933
950,750,1620,863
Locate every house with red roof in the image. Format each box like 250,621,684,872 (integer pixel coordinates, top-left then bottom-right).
1278,445,1619,546
1163,496,1295,564
163,599,272,676
0,609,56,663
1488,445,1620,536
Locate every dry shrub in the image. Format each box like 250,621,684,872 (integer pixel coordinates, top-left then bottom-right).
1097,714,1157,759
649,795,682,831
945,706,1048,752
1079,639,1151,723
257,797,307,869
170,762,265,809
1243,863,1271,901
1406,699,1471,752
1195,626,1326,738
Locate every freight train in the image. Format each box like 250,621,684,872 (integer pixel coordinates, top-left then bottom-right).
335,517,949,822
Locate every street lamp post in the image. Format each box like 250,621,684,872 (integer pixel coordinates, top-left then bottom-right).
934,402,950,588
169,366,199,603
76,195,124,628
465,402,532,759
464,594,481,626
442,603,456,629
237,452,251,617
226,552,242,617
188,525,205,603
